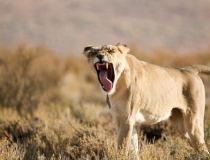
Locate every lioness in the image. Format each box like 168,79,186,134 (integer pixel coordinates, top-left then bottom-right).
83,43,210,155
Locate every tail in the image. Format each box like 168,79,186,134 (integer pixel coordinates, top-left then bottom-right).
182,65,210,75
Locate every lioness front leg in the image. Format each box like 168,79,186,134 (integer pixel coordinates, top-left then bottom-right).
117,122,138,154
131,126,139,154
117,123,132,151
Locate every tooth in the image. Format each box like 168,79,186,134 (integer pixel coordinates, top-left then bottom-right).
106,63,108,69
96,63,99,70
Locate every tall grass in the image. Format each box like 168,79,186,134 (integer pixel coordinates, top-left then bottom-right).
0,44,210,159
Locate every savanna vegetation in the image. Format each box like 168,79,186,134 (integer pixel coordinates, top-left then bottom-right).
0,44,210,159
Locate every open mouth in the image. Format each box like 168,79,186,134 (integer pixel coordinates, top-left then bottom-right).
94,62,115,92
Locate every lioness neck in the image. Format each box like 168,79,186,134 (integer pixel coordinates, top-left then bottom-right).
113,54,145,96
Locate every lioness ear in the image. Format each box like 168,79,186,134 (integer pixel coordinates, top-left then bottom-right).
83,45,93,57
116,43,130,54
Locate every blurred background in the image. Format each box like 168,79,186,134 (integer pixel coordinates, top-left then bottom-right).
1,0,210,55
0,0,210,159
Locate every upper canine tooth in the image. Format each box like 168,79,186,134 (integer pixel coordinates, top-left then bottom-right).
96,63,99,70
106,63,108,69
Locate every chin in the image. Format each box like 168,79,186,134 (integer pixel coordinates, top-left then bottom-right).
101,85,116,95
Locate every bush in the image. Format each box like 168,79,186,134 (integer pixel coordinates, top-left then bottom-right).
0,45,64,117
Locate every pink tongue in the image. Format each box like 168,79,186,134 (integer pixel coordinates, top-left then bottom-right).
99,70,112,91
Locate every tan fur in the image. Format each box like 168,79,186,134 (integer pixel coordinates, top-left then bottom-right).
83,44,210,155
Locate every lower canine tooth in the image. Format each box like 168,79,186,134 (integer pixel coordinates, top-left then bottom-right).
106,63,108,69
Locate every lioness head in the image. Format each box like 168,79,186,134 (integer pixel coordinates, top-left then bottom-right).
83,43,130,94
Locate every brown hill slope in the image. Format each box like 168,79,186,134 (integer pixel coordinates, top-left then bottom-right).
0,0,210,55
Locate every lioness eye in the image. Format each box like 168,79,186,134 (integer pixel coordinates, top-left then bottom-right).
108,49,114,54
89,52,96,57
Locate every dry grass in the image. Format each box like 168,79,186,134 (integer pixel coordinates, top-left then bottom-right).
0,45,210,159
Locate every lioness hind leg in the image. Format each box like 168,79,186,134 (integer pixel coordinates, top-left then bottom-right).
183,112,209,154
170,108,191,140
170,108,209,154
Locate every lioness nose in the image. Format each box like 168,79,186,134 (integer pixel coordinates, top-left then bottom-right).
97,54,104,61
